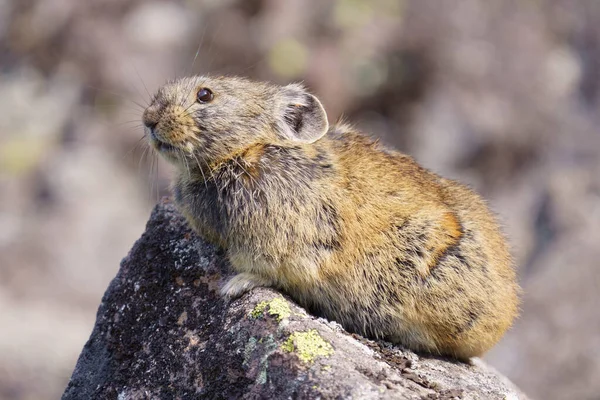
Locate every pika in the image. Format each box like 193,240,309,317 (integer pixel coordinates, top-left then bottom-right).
142,75,520,360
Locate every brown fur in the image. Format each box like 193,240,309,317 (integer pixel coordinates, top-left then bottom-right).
142,75,520,360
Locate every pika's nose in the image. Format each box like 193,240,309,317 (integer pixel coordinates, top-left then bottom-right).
142,110,159,130
144,120,157,130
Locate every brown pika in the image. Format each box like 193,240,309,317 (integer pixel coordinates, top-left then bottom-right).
142,75,520,360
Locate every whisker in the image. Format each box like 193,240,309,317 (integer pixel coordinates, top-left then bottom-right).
147,149,153,202
154,153,160,203
189,26,208,76
178,101,197,118
191,152,209,190
185,21,222,106
139,143,150,175
113,120,145,127
123,134,148,161
95,118,143,132
201,21,223,76
181,149,191,179
184,137,221,199
237,61,261,76
131,62,152,106
85,84,146,111
209,162,222,201
150,151,156,203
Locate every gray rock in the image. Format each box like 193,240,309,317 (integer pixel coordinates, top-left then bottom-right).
62,200,529,400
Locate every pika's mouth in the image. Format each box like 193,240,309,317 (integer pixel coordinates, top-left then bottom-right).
149,130,177,153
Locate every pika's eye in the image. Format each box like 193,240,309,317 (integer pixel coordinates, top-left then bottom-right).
196,88,214,103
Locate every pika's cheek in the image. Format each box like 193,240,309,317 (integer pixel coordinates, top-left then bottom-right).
159,105,199,143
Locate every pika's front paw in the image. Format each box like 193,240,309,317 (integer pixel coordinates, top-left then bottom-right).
220,273,269,300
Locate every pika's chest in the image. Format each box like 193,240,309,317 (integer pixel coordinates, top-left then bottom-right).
173,179,230,240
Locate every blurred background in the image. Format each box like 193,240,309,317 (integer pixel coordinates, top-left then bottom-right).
0,0,599,399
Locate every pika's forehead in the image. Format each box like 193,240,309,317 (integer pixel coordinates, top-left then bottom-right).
153,75,274,102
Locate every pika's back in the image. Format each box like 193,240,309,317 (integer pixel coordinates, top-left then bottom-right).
298,129,519,359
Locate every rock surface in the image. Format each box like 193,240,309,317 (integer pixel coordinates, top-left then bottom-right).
63,200,528,400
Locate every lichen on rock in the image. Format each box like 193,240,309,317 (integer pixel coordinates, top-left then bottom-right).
250,297,291,322
282,329,334,364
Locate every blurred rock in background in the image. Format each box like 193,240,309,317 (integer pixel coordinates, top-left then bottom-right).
0,1,598,399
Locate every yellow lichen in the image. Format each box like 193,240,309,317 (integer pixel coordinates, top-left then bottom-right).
251,301,269,319
281,330,334,363
281,337,295,353
250,297,291,322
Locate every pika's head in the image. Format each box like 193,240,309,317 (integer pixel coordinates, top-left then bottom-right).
142,76,329,168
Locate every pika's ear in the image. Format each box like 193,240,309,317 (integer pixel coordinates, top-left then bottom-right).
277,84,329,143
